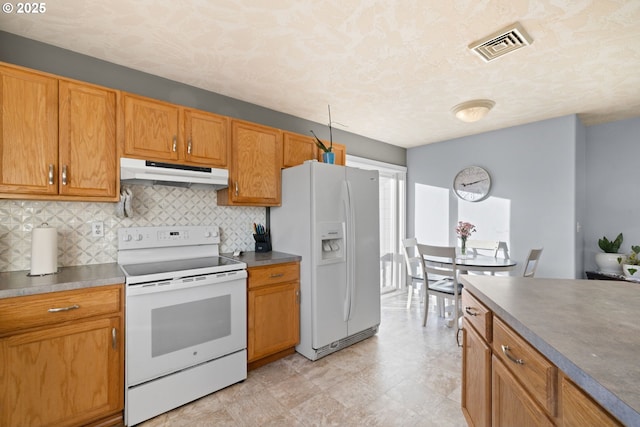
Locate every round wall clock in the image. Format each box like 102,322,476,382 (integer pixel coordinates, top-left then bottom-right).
453,166,491,202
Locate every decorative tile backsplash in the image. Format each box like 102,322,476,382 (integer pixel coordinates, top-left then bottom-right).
0,184,265,272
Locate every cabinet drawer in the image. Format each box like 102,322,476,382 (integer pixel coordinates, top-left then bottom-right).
0,284,122,335
248,262,299,289
462,290,492,342
492,316,557,417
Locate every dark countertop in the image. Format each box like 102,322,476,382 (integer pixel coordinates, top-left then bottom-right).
0,263,125,299
460,275,640,426
223,251,301,268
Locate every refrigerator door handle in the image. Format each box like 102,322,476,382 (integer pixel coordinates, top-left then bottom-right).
344,180,357,321
342,181,351,321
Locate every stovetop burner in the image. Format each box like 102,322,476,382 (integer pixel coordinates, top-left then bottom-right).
117,225,246,285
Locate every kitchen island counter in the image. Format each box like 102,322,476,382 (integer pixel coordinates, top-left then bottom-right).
0,262,124,299
461,275,640,426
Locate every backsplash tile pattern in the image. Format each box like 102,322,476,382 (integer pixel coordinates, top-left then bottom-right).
0,184,265,272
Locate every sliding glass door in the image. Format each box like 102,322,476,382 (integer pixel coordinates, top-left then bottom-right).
347,156,406,294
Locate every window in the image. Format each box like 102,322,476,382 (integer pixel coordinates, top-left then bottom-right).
347,155,407,294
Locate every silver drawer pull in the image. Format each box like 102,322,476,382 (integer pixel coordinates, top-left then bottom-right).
48,164,54,185
112,328,117,350
464,306,478,316
501,344,524,365
270,273,284,278
48,304,80,313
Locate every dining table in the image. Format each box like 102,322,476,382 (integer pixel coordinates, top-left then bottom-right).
454,253,518,274
422,252,518,326
424,252,518,274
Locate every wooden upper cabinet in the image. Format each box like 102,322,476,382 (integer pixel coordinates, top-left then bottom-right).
282,131,318,168
184,109,229,167
0,64,58,195
59,80,117,198
316,141,347,166
217,119,282,206
123,93,181,162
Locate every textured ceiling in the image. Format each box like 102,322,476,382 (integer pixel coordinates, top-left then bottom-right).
2,0,639,148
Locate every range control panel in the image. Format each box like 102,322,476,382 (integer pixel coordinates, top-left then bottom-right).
118,225,220,250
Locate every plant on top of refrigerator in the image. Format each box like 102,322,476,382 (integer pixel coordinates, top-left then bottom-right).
310,105,334,153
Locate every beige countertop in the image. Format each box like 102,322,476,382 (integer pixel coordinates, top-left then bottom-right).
460,274,640,426
0,263,125,299
0,253,301,299
223,251,301,268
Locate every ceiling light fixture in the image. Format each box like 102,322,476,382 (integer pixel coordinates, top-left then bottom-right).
452,99,496,123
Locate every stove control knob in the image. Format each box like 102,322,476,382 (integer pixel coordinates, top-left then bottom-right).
135,234,143,241
204,231,212,238
123,234,132,242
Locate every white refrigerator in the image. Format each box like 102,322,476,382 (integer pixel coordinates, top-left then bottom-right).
271,160,380,360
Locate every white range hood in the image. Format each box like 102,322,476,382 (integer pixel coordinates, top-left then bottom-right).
120,157,229,188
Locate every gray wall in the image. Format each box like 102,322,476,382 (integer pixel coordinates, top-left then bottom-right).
585,117,640,271
407,115,581,278
0,31,406,166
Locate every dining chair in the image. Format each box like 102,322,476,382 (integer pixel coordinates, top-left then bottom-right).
465,239,500,257
415,243,463,327
402,238,426,309
523,248,543,277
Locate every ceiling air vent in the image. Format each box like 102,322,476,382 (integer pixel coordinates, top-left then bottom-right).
469,22,533,62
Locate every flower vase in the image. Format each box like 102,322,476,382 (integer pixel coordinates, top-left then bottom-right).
461,238,467,257
322,152,335,164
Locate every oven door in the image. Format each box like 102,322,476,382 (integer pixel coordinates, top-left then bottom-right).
126,270,247,386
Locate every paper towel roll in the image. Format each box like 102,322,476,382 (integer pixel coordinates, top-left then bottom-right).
30,224,58,275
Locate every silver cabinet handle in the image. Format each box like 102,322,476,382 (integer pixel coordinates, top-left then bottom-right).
465,306,478,316
501,344,524,365
235,181,239,196
172,136,177,152
296,290,300,304
48,304,80,313
187,138,192,154
62,165,68,186
48,164,54,185
112,328,117,350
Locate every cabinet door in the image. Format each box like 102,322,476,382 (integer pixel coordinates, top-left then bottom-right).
184,109,229,167
0,317,123,427
0,65,58,195
561,375,622,427
123,93,181,161
492,355,554,427
226,120,282,206
59,80,117,198
247,281,300,362
462,321,492,427
282,132,318,168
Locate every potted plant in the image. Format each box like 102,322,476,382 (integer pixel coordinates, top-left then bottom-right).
619,245,640,278
310,105,335,164
595,233,624,274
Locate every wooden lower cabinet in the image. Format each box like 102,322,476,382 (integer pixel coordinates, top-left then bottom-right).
492,354,555,427
561,375,622,427
247,262,300,369
461,289,622,427
0,285,124,427
461,319,492,427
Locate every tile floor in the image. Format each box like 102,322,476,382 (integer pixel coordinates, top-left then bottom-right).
136,292,466,426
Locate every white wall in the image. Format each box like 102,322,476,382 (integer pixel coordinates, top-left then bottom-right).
407,115,582,278
585,117,640,271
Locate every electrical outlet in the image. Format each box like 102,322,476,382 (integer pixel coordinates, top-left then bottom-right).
91,221,104,237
